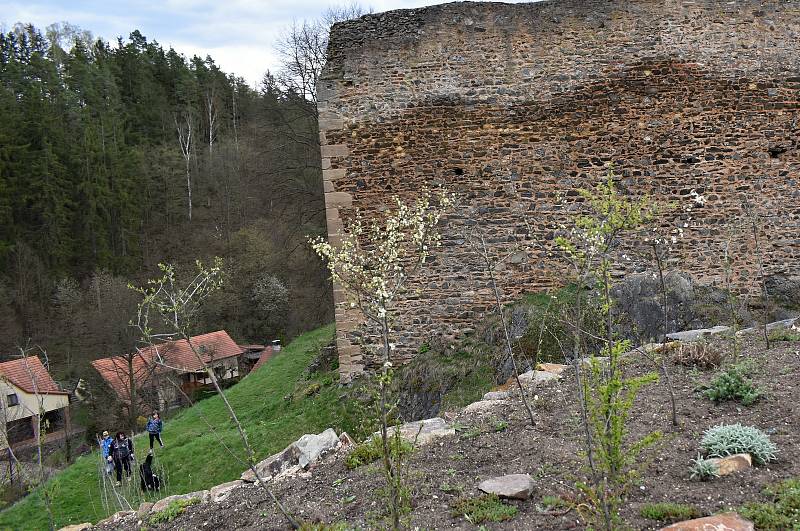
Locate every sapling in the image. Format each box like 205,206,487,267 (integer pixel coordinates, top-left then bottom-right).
311,189,451,529
555,170,661,531
132,259,298,529
465,223,536,427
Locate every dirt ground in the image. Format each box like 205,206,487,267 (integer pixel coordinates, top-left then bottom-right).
105,332,800,530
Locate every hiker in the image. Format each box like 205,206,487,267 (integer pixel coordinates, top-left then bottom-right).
100,431,113,475
111,431,134,485
139,451,161,492
147,411,164,449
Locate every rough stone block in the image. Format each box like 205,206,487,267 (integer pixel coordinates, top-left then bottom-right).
322,168,347,181
325,191,353,208
320,144,349,159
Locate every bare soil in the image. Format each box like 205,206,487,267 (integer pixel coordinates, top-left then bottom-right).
104,333,800,530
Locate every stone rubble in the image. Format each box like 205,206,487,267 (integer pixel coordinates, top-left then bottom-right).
383,417,455,445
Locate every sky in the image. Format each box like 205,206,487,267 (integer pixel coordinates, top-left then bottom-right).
0,0,530,87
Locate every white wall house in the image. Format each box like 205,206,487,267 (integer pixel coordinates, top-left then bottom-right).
0,356,70,449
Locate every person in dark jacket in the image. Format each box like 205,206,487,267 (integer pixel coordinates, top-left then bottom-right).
146,411,164,449
111,431,134,485
139,451,161,492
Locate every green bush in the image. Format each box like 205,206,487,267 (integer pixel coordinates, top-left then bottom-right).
700,424,777,465
640,502,701,523
148,497,200,524
689,455,720,481
701,364,762,405
740,478,800,530
344,436,413,470
451,494,517,524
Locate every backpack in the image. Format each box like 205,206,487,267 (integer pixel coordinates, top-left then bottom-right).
116,441,130,459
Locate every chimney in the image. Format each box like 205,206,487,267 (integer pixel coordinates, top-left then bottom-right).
271,339,281,352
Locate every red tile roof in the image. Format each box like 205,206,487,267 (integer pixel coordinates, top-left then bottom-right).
251,346,275,372
0,356,68,395
92,331,243,402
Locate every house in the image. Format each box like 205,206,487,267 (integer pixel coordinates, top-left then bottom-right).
0,356,70,448
91,330,245,413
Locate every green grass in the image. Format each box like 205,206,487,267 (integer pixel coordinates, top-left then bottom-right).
0,324,348,530
640,502,701,523
148,496,200,525
740,478,800,529
344,436,413,470
451,494,518,524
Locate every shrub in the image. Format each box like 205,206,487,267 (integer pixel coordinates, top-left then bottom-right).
700,424,777,465
701,364,762,405
689,455,720,481
148,497,200,524
344,436,413,470
451,494,518,524
640,502,701,523
739,478,800,530
670,342,722,369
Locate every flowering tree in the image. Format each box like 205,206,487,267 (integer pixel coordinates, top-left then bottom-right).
311,189,451,529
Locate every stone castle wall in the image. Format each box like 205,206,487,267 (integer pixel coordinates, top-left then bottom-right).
317,0,800,379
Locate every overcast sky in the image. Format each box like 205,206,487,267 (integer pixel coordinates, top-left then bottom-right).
0,0,532,87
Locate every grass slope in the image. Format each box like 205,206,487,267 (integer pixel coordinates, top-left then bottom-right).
0,324,340,530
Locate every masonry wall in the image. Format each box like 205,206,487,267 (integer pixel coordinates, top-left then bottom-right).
318,0,800,379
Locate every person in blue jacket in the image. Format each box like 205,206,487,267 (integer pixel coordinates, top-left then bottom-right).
146,411,164,449
100,430,113,475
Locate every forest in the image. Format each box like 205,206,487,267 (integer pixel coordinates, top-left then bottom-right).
0,23,332,389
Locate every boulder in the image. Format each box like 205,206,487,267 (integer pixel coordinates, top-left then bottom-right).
478,474,535,500
537,363,569,375
660,512,754,531
482,390,509,401
765,273,800,308
464,399,506,414
338,431,356,448
295,428,340,468
209,480,242,502
58,524,92,531
518,370,560,385
384,417,455,445
708,453,752,476
242,428,344,482
667,325,731,342
241,444,302,482
150,491,207,514
135,502,153,519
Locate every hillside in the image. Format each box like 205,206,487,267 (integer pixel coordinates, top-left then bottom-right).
0,324,348,530
100,329,800,530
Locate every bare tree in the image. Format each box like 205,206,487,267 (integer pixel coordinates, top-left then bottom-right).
175,112,194,221
274,2,366,103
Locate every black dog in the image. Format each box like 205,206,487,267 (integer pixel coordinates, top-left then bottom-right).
139,453,161,492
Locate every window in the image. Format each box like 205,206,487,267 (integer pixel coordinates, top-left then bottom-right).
6,393,19,407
